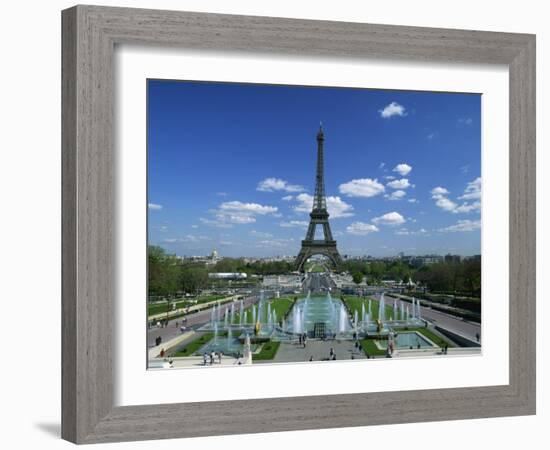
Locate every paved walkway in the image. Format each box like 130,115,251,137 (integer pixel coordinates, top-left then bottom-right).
273,339,366,363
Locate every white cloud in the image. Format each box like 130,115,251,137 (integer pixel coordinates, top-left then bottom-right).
379,162,386,169
372,212,406,226
408,198,419,204
458,117,473,125
219,201,278,215
346,222,379,235
386,190,407,201
387,178,411,190
216,192,228,197
279,220,309,228
257,177,304,193
430,186,450,197
148,203,162,211
454,201,481,213
435,196,458,212
201,201,278,227
439,219,481,232
294,193,354,218
339,178,385,198
379,101,407,118
393,163,412,176
281,195,293,201
459,177,482,200
431,179,481,214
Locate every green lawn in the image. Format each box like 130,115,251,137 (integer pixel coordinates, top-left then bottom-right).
171,332,214,357
360,339,387,357
253,341,281,360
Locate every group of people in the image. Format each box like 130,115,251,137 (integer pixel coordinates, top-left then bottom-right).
203,351,223,366
298,333,307,348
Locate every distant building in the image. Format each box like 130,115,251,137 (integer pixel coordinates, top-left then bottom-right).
445,254,462,263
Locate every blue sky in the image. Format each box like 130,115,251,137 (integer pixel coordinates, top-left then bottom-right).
147,80,481,258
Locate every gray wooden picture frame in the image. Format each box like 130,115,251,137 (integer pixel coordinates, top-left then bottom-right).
61,5,536,444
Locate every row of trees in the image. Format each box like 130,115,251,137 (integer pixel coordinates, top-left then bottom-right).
148,247,295,298
342,259,413,284
148,246,208,297
342,258,481,297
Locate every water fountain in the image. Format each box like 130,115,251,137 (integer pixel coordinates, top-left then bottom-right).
379,293,386,322
226,327,233,350
339,304,347,333
292,305,300,334
210,305,216,325
239,300,244,326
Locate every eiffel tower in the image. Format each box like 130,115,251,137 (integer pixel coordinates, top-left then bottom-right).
295,125,343,272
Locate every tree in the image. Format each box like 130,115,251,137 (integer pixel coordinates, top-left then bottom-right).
148,245,180,297
352,271,364,285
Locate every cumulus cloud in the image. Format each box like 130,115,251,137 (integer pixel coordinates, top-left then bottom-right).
431,179,481,214
257,177,304,193
281,195,293,201
439,219,481,232
430,187,450,197
372,212,406,226
202,200,278,227
459,177,482,200
379,101,407,118
338,178,385,198
434,196,458,212
293,193,354,218
386,190,407,201
148,203,162,211
387,178,411,190
408,198,419,204
393,163,412,176
219,201,277,215
346,222,380,235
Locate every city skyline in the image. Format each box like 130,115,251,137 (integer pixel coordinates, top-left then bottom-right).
148,80,481,258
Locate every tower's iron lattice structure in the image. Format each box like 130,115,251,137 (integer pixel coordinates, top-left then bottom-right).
294,126,343,271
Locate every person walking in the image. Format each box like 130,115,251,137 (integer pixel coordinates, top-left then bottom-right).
203,353,208,366
218,352,223,365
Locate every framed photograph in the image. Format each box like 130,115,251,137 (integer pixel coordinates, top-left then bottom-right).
62,5,536,444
